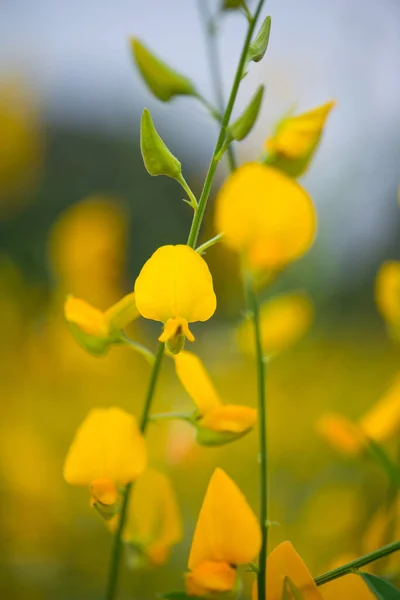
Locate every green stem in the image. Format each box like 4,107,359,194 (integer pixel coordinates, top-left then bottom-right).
104,342,165,600
244,274,268,600
196,232,224,255
197,0,237,171
121,334,155,365
314,540,400,587
187,0,265,249
178,174,199,210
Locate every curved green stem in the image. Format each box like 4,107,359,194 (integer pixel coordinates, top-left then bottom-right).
196,232,224,255
121,334,155,365
178,173,199,210
187,0,265,249
197,0,237,171
104,342,164,600
314,540,400,587
244,274,268,600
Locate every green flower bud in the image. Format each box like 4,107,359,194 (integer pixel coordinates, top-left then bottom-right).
230,85,265,142
195,423,250,447
247,15,272,64
131,39,196,102
67,323,115,356
140,108,182,179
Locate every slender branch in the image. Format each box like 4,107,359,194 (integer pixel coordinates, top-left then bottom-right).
197,0,237,171
104,342,165,600
196,232,224,255
314,540,400,587
244,273,268,600
121,334,155,365
187,0,265,249
178,174,199,210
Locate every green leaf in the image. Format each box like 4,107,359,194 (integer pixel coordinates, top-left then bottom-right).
247,15,271,63
283,577,305,600
131,39,196,102
367,439,400,490
230,85,264,141
358,572,400,599
222,0,243,8
140,108,182,179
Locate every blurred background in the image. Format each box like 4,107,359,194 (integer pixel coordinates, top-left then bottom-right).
1,0,400,598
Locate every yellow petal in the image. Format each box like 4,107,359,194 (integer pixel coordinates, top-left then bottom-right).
64,296,108,337
258,541,324,600
159,317,195,355
185,561,236,596
321,573,375,600
63,407,147,486
375,261,400,326
360,374,400,443
238,293,313,356
266,101,335,159
188,468,261,570
134,245,216,324
215,163,316,272
174,350,221,414
89,478,118,506
123,469,183,564
104,292,139,331
316,414,364,457
200,404,257,433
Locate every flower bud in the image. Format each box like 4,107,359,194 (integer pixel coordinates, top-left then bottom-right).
140,108,182,179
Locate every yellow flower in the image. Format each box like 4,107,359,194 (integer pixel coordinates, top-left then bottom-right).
174,350,257,446
134,245,216,354
265,101,335,177
253,541,323,600
63,407,147,510
117,468,183,567
375,261,400,339
214,163,316,274
254,542,374,600
64,292,139,355
317,373,400,456
237,292,313,357
185,468,261,596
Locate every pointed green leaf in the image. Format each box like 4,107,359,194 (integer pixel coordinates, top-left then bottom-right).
358,572,400,599
247,16,272,63
283,577,305,600
230,85,264,141
131,39,196,102
140,108,182,179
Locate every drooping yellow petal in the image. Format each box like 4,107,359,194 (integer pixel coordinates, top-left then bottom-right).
89,478,118,506
238,292,313,357
257,541,324,600
375,261,400,327
134,245,216,324
104,292,139,331
185,561,236,596
360,374,400,443
215,163,316,272
321,573,375,600
64,296,108,337
200,404,257,433
122,469,183,565
159,316,195,354
266,101,335,162
316,414,364,457
174,350,221,414
63,407,147,486
188,468,261,570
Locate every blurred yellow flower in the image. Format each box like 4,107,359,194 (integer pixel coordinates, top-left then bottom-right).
64,292,139,356
253,541,323,600
174,350,257,445
317,373,400,456
214,163,316,274
375,261,400,339
63,407,147,509
116,468,183,567
265,101,335,177
185,468,261,596
237,292,313,357
134,245,216,354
